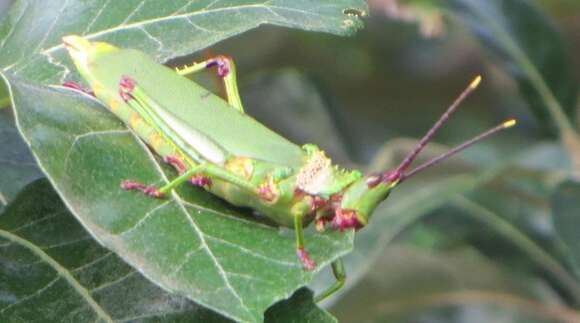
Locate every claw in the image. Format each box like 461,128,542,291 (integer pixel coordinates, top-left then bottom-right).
121,180,164,198
297,247,316,271
206,56,231,78
163,156,187,174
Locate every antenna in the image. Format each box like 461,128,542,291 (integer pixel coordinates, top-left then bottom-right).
393,76,482,177
400,119,516,182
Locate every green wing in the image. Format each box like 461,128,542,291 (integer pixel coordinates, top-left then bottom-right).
90,49,305,167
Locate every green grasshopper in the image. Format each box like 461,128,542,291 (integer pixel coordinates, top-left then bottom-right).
62,35,515,302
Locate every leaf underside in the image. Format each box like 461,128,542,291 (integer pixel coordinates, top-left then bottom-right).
0,0,367,85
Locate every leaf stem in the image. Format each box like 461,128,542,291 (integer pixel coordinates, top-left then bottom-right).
452,196,580,305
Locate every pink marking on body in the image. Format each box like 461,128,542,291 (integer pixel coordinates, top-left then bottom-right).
62,82,95,96
119,75,136,102
190,175,212,188
163,156,187,174
258,183,276,202
206,56,231,78
331,208,362,231
310,196,327,211
121,180,164,198
295,189,327,211
297,247,316,271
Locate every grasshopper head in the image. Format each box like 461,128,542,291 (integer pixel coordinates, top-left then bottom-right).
62,35,117,80
327,76,516,231
329,173,400,230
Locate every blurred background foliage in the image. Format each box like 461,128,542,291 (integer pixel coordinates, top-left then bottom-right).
1,0,580,322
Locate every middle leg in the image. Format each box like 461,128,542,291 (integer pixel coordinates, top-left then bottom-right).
175,56,244,113
294,212,316,271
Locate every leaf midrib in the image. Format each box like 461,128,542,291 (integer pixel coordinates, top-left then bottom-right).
0,227,113,322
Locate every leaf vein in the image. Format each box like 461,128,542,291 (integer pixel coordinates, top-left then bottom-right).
169,244,205,276
39,2,326,56
42,236,92,249
186,17,221,34
138,26,164,53
181,200,273,230
172,0,196,15
118,200,171,236
120,0,147,26
174,195,254,319
225,271,277,286
63,129,131,170
71,252,114,273
8,211,63,233
205,234,298,268
0,277,60,313
36,0,70,51
91,271,137,293
0,0,30,53
82,0,113,36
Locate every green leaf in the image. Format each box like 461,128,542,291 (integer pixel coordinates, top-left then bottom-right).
0,179,337,322
0,0,367,85
4,74,351,322
551,180,580,276
447,0,578,135
265,288,337,323
0,179,229,322
0,111,43,210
